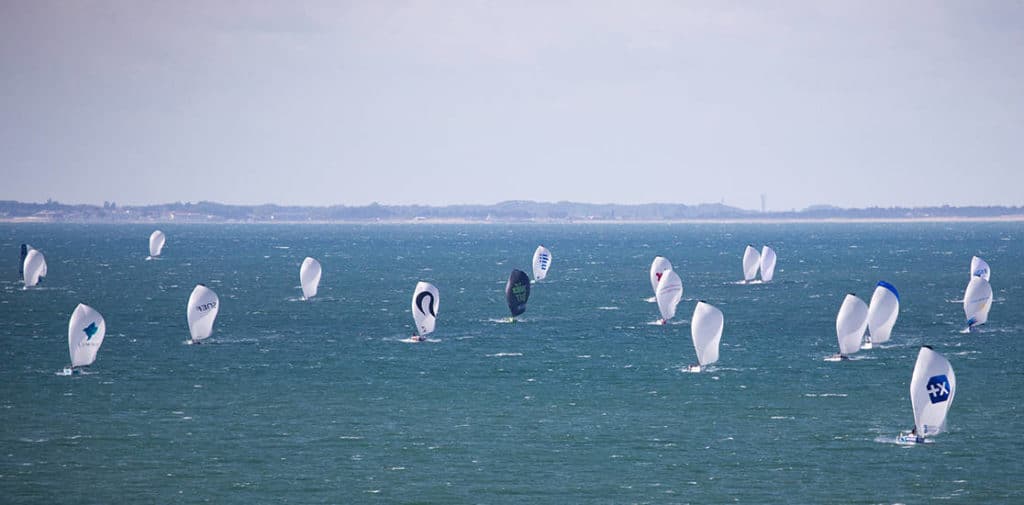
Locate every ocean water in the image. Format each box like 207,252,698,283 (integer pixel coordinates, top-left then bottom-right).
1,222,1022,504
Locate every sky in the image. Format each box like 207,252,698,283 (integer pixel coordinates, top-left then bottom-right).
1,1,1022,211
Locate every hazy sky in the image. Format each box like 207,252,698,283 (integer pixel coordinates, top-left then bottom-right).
1,1,1022,210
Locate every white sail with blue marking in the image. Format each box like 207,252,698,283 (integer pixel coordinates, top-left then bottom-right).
866,281,899,344
962,276,992,329
836,294,868,356
68,303,106,368
969,256,990,281
299,257,322,300
187,284,220,342
742,245,760,283
909,346,956,437
149,230,166,258
412,281,440,337
759,246,777,282
532,245,552,281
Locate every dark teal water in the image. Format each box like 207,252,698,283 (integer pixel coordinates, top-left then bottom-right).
1,223,1022,504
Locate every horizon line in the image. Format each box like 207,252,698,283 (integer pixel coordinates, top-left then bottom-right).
4,199,1022,212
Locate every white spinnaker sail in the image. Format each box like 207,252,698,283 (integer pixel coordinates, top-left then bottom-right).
962,276,992,328
760,246,777,282
866,281,900,344
909,346,956,437
691,301,723,366
149,230,166,257
649,256,673,295
411,281,440,336
23,248,47,287
187,284,219,341
742,245,760,282
532,245,552,281
836,294,868,356
68,303,105,367
655,269,683,321
299,257,322,299
970,256,990,281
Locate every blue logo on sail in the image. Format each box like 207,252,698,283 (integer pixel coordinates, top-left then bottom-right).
83,322,99,340
926,375,951,403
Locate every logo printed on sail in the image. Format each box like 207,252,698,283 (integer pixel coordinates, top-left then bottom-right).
83,322,99,340
196,301,217,312
416,291,436,317
511,283,528,302
926,374,951,403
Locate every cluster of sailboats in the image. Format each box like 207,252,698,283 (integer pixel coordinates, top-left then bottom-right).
20,233,980,444
826,281,900,361
647,255,724,373
742,245,777,283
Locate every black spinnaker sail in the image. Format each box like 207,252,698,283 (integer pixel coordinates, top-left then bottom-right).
505,269,531,318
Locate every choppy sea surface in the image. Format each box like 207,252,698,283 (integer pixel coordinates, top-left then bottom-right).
1,223,1022,504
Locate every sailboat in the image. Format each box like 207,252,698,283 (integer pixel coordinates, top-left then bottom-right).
148,230,166,259
505,269,531,322
899,346,956,444
969,256,990,281
962,276,992,331
22,246,47,288
410,281,439,342
532,246,552,282
862,281,899,349
826,294,868,361
648,256,673,302
187,284,219,344
59,304,106,375
299,257,322,300
655,269,683,325
742,245,760,283
759,246,777,283
688,301,723,372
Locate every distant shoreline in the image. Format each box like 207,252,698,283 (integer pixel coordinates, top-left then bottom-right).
4,216,1024,225
3,199,1022,224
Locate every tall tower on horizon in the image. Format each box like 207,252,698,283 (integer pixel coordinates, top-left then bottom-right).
760,194,766,213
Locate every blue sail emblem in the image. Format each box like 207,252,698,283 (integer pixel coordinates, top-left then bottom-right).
83,322,99,340
926,374,951,403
